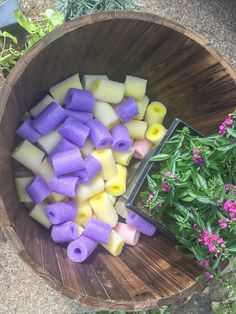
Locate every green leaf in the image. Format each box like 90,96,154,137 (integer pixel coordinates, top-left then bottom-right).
150,154,171,161
182,196,194,202
15,9,39,34
44,9,64,26
147,175,157,190
212,256,222,270
226,127,236,138
228,245,236,253
191,246,205,262
0,31,18,44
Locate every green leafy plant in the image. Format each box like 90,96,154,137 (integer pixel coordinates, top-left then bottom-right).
0,31,23,71
57,0,142,21
0,9,64,73
140,111,236,279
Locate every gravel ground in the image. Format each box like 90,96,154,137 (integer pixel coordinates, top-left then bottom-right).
1,1,236,313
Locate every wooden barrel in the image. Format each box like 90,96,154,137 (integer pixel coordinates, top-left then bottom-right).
0,11,236,311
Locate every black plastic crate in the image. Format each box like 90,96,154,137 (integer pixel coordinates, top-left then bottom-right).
126,118,203,238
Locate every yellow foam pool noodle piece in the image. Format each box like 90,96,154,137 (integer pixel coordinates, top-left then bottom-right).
94,101,119,130
134,95,149,120
82,74,108,91
29,203,51,229
91,149,117,180
112,148,134,167
125,75,147,100
101,230,125,256
145,102,167,126
12,140,45,173
49,73,82,105
92,79,125,104
124,120,148,140
146,123,167,145
76,175,105,203
105,164,127,196
89,192,118,227
74,201,92,226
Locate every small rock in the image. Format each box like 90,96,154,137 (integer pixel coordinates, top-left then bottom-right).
211,301,220,313
202,286,210,294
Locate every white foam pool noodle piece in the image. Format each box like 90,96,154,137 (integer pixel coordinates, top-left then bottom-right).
49,192,66,203
38,158,54,183
91,149,117,180
92,79,125,104
37,129,62,154
105,164,127,196
145,102,167,126
108,194,116,205
113,222,140,246
15,177,33,202
30,94,54,117
29,203,51,228
125,75,147,100
101,230,125,256
134,95,149,120
94,101,119,130
12,140,45,173
124,120,148,140
76,175,105,203
133,139,153,159
74,201,92,226
82,74,108,90
115,200,130,219
112,148,134,166
89,192,118,227
80,140,94,157
49,73,82,105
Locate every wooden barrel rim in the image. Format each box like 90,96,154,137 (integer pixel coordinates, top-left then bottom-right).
0,10,235,310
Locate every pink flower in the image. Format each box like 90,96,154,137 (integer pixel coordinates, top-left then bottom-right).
199,259,209,266
162,181,171,193
193,151,204,167
218,116,234,136
204,272,214,279
218,218,228,229
223,200,236,220
164,171,172,175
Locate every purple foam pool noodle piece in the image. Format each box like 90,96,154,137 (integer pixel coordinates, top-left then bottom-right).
83,217,111,244
16,118,41,143
74,155,101,184
59,117,90,147
26,175,50,204
51,221,79,243
51,148,85,176
65,88,95,112
115,97,138,123
49,176,79,198
66,110,93,124
32,101,67,135
48,138,78,163
126,211,156,236
86,119,112,149
111,124,132,152
67,235,98,262
45,201,77,225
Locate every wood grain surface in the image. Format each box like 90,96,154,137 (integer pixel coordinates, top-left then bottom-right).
0,11,235,311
